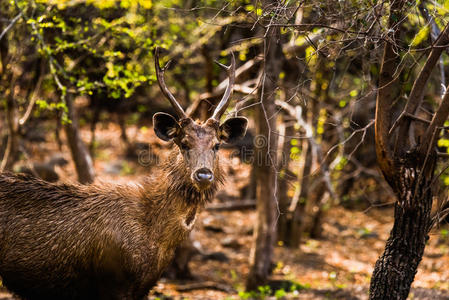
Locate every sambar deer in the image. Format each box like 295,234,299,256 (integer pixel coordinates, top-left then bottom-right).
0,48,247,300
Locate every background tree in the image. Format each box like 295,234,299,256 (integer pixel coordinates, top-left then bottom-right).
245,18,281,293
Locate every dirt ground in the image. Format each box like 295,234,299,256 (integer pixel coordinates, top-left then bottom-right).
2,121,449,299
147,206,449,300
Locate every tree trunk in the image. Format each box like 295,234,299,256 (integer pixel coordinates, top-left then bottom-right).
241,165,257,200
277,121,293,245
290,138,311,247
303,181,327,239
245,30,281,291
0,91,20,171
368,1,440,298
198,45,215,120
369,152,435,300
291,55,328,245
374,0,407,185
64,94,95,184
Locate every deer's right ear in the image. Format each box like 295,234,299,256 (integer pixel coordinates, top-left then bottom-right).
153,112,181,141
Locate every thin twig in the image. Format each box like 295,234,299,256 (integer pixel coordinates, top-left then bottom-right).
19,72,44,126
0,13,22,42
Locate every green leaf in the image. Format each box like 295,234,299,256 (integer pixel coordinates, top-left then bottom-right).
410,25,430,47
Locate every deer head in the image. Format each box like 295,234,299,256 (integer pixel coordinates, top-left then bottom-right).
153,48,248,191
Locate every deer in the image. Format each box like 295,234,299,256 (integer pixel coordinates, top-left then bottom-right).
0,48,248,300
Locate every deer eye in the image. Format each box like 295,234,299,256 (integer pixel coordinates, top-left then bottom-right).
213,143,220,152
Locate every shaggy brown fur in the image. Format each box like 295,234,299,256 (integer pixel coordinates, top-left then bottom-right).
0,147,224,300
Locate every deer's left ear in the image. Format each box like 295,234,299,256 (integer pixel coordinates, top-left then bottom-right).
219,117,248,143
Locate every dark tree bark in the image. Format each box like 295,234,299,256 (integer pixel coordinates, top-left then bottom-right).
370,152,435,299
245,27,281,291
64,94,95,184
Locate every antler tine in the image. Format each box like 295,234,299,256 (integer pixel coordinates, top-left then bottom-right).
154,47,187,119
210,52,236,121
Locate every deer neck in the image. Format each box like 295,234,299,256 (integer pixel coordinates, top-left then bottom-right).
137,151,223,270
141,150,223,238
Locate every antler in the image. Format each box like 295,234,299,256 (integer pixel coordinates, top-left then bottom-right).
210,52,236,121
154,47,187,119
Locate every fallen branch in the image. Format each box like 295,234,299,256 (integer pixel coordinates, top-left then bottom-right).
175,281,236,293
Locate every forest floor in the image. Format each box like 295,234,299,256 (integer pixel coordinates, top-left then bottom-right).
2,121,449,299
148,206,449,300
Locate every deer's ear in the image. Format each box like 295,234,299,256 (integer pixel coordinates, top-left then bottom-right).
153,112,181,141
219,117,248,143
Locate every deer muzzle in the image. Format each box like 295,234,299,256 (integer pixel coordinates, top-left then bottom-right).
193,168,214,189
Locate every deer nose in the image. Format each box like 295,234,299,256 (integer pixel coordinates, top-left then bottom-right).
193,168,214,185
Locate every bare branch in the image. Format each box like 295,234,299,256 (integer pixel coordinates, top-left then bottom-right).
395,23,449,153
389,112,431,135
419,87,449,158
419,2,446,97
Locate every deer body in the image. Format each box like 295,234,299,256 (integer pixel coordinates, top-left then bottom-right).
0,48,247,300
0,149,222,300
